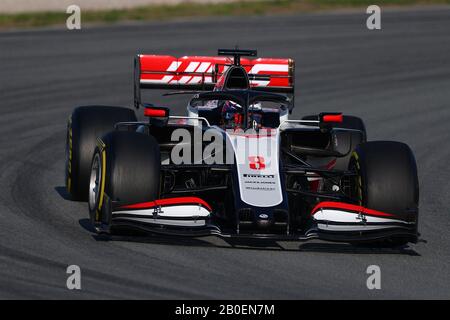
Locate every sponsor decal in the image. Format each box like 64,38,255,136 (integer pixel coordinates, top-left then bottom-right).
249,156,266,170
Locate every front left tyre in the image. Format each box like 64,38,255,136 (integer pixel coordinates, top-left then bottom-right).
88,131,161,232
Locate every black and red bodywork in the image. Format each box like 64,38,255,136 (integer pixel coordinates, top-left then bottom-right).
95,49,418,244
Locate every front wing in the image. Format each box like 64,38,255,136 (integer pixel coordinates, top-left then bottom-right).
98,196,418,243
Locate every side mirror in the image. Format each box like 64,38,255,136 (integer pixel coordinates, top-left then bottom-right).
319,112,343,131
144,104,169,127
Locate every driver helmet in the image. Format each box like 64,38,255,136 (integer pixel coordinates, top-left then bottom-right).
221,100,242,128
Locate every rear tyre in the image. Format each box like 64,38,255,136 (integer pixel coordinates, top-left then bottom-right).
349,141,419,246
89,131,161,233
65,106,137,201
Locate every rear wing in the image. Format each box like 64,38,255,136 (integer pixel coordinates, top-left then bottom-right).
134,53,295,108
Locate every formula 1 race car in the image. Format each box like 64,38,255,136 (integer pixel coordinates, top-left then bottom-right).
65,49,419,246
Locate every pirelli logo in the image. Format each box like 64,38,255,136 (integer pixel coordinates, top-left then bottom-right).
243,174,275,179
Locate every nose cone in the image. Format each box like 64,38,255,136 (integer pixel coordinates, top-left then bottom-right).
256,213,273,228
238,208,289,233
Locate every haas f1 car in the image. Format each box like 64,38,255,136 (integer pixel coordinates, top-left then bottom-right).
65,49,419,246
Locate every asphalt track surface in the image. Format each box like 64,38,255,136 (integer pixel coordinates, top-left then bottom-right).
1,8,450,299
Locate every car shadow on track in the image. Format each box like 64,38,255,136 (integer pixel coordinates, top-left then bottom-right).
55,186,72,200
294,242,420,256
78,219,420,256
55,186,85,202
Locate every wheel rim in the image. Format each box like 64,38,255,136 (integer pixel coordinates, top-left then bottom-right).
89,153,101,211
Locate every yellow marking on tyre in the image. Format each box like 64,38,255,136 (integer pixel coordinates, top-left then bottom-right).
351,151,363,205
95,138,107,222
352,151,360,170
356,171,362,205
94,138,107,220
97,137,106,149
